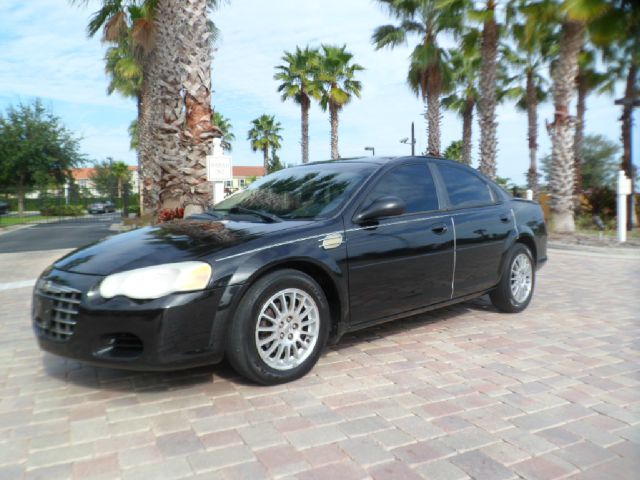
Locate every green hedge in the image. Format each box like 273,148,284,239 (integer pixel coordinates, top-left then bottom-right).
40,205,86,217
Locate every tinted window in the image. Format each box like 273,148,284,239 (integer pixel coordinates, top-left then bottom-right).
438,164,494,208
212,163,375,219
362,163,439,214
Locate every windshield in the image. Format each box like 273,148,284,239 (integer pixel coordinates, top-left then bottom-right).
211,162,375,220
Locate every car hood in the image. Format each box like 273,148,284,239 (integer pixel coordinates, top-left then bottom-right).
53,218,314,276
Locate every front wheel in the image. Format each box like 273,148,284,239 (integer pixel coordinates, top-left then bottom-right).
226,269,330,385
490,243,535,313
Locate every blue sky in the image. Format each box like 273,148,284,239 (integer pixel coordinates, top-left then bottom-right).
0,0,637,185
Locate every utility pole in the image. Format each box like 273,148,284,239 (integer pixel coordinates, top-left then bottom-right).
400,122,417,155
364,146,375,156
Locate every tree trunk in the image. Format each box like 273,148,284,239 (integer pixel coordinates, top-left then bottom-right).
301,95,310,164
526,69,539,195
16,180,25,215
330,101,339,160
160,0,219,218
621,62,637,230
574,71,587,196
263,145,270,171
148,0,182,218
138,68,160,216
424,65,442,157
478,1,498,180
549,20,584,233
461,99,473,166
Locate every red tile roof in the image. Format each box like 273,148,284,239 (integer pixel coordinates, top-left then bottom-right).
233,166,266,178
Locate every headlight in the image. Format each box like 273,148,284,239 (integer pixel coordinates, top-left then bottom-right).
99,261,212,300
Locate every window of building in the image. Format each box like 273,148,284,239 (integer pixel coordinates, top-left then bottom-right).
437,163,494,208
362,163,439,214
239,178,246,187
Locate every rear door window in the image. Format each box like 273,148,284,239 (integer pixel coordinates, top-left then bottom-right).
437,163,494,209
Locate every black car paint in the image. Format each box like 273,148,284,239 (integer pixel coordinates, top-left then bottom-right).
34,157,547,370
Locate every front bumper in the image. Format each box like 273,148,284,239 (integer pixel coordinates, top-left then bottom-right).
32,268,226,370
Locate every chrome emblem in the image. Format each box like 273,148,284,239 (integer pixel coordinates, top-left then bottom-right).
321,233,343,250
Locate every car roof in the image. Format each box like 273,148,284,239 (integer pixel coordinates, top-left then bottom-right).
298,156,462,168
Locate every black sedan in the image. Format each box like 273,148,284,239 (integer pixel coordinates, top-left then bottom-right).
33,157,547,384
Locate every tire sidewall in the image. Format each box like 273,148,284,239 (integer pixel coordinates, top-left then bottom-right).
234,270,330,384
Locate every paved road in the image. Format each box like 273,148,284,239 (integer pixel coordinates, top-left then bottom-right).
0,248,638,479
0,213,119,253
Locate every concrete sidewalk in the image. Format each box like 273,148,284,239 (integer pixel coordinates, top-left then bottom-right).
0,249,638,479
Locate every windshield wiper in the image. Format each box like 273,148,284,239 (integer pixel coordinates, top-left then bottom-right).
228,206,282,223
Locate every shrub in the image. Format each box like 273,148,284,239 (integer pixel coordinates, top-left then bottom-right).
40,204,85,217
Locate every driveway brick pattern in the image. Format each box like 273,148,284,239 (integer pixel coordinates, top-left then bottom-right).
0,249,638,479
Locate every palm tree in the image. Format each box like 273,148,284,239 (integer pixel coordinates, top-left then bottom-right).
275,47,322,164
524,0,610,233
212,111,235,151
591,0,639,229
574,48,614,195
442,40,480,166
317,45,363,159
372,0,464,156
248,115,283,170
505,9,556,195
475,0,500,179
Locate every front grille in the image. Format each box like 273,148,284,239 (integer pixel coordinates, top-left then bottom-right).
35,282,82,341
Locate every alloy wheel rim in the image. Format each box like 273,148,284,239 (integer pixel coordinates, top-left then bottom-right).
255,288,320,371
510,253,533,303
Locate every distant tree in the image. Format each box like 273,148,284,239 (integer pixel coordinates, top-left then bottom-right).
212,111,235,151
268,153,284,174
0,100,84,212
443,140,464,162
275,46,322,164
317,45,364,159
91,158,132,198
248,115,283,170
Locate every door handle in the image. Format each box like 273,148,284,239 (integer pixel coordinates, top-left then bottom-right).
431,223,448,234
499,214,510,223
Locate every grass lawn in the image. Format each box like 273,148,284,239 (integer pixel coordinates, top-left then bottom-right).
0,215,51,227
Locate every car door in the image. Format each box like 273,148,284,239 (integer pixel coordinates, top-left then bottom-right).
346,161,454,325
434,162,513,297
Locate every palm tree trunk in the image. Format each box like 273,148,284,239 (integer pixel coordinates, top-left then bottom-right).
149,0,183,218
574,71,587,197
478,1,498,180
549,20,584,233
621,61,637,229
263,145,270,171
16,179,25,215
139,67,160,216
526,69,539,195
330,102,339,160
302,96,310,164
461,100,473,166
425,85,442,157
160,0,218,217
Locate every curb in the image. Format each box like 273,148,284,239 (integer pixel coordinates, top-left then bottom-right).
0,223,36,237
548,241,640,258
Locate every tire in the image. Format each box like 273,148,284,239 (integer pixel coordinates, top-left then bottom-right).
490,243,535,313
226,269,330,385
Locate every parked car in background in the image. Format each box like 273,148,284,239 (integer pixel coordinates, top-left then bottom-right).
88,201,116,214
33,157,547,384
0,201,9,214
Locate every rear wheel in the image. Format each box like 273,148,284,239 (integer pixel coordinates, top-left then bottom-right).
226,269,330,385
490,243,535,313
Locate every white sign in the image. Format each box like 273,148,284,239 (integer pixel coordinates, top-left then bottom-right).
207,155,232,182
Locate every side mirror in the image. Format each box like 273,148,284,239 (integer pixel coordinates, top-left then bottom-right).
354,195,406,223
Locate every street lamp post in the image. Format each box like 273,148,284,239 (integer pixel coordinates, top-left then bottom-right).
400,122,416,155
364,146,375,156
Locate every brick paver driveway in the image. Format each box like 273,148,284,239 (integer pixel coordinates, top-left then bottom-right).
0,248,638,479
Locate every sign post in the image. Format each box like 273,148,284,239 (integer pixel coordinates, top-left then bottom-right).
206,138,232,205
617,170,632,243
